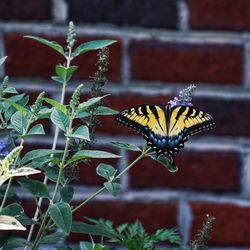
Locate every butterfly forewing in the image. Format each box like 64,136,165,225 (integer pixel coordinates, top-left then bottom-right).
115,105,167,137
169,106,215,137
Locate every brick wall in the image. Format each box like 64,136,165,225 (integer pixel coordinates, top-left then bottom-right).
1,0,250,248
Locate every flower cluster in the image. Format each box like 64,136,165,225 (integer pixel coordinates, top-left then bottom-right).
168,84,196,107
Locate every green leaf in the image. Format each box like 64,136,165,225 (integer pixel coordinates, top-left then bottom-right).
104,182,121,196
51,108,70,132
73,40,117,57
18,178,50,198
3,87,18,94
0,203,23,216
94,245,110,250
79,242,109,250
66,125,90,141
40,232,66,244
21,149,63,165
68,150,121,165
77,95,110,113
0,56,7,67
71,221,118,238
96,106,119,115
44,165,60,183
111,141,141,152
2,237,29,249
96,163,116,180
27,124,45,136
0,167,41,186
79,241,92,250
37,107,52,119
24,36,65,56
0,185,16,199
10,111,28,134
149,154,178,173
49,202,72,235
153,228,182,244
76,106,118,118
0,215,26,230
51,76,65,84
4,98,28,116
43,97,67,114
55,65,78,82
60,185,74,203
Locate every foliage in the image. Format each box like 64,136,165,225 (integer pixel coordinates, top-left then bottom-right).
72,218,182,250
0,21,214,250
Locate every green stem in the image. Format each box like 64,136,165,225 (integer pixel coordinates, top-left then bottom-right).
32,121,73,250
26,47,72,248
72,148,150,213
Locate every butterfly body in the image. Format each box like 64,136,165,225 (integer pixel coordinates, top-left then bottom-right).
115,104,215,165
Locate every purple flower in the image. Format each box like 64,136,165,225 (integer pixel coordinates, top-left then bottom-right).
0,137,11,157
168,84,196,107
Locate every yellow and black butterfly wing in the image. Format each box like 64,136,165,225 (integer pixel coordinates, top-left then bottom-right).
169,105,215,137
115,105,168,155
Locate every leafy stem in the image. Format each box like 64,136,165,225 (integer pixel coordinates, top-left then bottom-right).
72,147,151,213
32,119,73,249
26,39,74,246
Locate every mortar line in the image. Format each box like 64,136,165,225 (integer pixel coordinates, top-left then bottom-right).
118,149,130,191
121,36,130,86
178,0,190,32
0,31,6,77
244,40,250,89
52,0,68,23
240,151,250,197
13,186,250,207
11,80,250,100
178,199,192,247
0,22,248,44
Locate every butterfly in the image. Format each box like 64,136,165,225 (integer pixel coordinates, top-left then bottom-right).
115,104,215,166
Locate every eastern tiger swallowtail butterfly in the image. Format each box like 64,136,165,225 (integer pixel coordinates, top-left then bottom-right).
115,104,215,166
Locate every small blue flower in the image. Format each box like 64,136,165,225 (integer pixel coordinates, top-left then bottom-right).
168,84,196,107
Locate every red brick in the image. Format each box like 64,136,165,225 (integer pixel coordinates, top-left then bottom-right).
69,201,177,242
0,0,51,20
4,34,122,81
130,40,243,85
191,202,250,246
95,93,250,137
130,150,240,191
189,0,250,31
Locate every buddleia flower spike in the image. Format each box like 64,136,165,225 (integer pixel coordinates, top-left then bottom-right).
168,84,196,107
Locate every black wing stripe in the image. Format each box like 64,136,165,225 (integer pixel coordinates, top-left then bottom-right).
149,105,166,133
170,106,187,133
192,109,200,118
185,107,194,120
149,105,159,119
175,106,186,121
141,105,148,115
